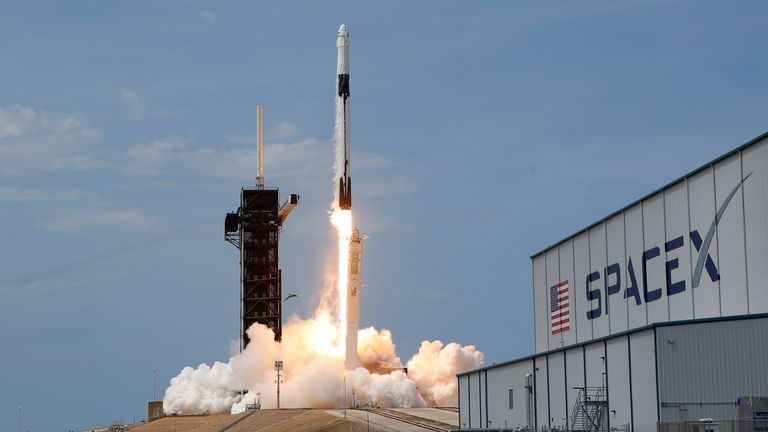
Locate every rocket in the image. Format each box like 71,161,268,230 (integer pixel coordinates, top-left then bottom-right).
337,24,352,210
345,227,363,370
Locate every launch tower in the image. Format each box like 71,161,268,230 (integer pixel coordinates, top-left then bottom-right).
225,106,298,349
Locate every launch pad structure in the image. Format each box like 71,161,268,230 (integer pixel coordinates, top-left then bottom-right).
225,105,298,349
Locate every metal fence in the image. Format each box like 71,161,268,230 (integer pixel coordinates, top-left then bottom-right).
458,425,631,432
658,420,768,432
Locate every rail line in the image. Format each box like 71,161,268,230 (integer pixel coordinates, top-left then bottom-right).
435,407,459,413
361,408,453,432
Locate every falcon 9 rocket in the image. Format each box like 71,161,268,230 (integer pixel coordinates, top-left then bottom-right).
337,24,352,210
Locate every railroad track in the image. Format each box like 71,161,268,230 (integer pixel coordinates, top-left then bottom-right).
361,408,452,432
434,407,459,413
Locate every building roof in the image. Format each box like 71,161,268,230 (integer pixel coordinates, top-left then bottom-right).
530,130,768,259
457,312,768,377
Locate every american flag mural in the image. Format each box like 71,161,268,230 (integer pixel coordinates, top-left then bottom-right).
550,280,570,334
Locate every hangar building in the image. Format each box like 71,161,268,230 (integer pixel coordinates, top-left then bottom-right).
458,131,768,432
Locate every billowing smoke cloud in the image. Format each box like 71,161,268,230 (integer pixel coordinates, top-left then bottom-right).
163,311,483,414
163,362,241,415
407,340,484,407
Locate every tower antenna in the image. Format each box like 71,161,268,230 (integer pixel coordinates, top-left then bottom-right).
256,105,264,189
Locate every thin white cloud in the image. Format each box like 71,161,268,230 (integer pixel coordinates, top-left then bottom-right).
0,186,94,202
224,133,255,145
357,152,397,169
121,134,332,182
357,176,419,197
180,138,329,181
0,104,404,200
119,89,173,120
225,121,300,145
149,180,177,189
122,134,408,200
269,121,298,140
124,135,189,174
197,10,217,24
39,208,152,232
0,106,104,175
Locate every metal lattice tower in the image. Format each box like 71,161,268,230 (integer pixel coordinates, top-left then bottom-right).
224,105,298,349
225,189,298,349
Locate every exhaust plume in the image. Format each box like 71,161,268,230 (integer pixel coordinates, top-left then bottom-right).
163,316,483,414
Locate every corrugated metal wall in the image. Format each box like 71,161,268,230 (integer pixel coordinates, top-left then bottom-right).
629,329,658,431
606,336,632,429
458,374,469,427
533,135,768,353
656,318,768,422
458,327,658,432
486,360,534,429
459,317,768,431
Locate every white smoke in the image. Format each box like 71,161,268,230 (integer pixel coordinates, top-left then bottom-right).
163,312,483,414
407,340,484,406
162,362,241,415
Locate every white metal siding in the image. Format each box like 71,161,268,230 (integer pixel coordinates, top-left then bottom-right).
664,180,693,321
584,343,605,389
461,317,768,431
547,352,567,428
534,356,549,429
533,255,548,353
656,318,768,422
565,347,585,424
589,224,609,338
643,194,669,325
629,329,658,432
742,141,768,313
459,375,469,428
485,360,534,429
606,214,629,334
714,154,749,316
574,232,593,344
625,203,648,329
469,371,481,428
559,240,577,347
606,336,632,430
547,249,562,349
479,370,487,427
688,167,720,318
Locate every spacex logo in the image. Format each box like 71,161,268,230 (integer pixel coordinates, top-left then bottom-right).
579,173,752,321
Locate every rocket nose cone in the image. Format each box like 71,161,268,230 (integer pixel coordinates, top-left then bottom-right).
337,24,348,37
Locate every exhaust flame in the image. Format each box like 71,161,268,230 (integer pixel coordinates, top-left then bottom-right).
330,207,352,353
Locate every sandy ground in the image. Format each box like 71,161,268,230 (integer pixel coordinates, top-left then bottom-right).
124,408,457,432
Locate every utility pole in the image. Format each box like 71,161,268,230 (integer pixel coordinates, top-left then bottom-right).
153,368,157,400
17,405,21,432
274,360,283,409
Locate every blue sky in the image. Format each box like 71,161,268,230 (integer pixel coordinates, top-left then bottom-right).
1,1,767,429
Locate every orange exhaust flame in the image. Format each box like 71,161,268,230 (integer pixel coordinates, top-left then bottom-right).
330,207,353,354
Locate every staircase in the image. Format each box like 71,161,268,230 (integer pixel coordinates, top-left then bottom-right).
570,387,608,432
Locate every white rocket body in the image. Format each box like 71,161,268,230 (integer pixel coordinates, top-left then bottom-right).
345,227,363,370
337,24,352,210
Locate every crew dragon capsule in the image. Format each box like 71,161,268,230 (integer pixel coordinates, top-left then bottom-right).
337,24,352,210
